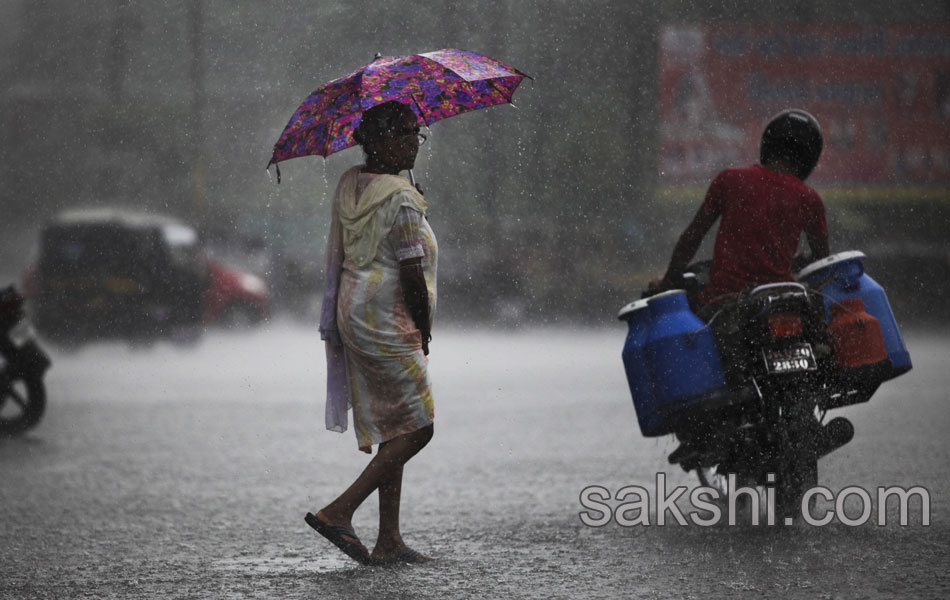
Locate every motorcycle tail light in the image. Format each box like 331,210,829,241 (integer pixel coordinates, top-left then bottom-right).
768,312,802,337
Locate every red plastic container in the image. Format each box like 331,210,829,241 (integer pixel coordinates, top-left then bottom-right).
828,298,888,368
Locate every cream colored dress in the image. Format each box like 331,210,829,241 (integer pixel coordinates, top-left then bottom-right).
320,166,437,452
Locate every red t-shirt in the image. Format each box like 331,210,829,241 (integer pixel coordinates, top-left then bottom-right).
699,164,827,304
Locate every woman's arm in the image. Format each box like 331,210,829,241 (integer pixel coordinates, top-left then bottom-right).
399,257,431,355
390,204,432,354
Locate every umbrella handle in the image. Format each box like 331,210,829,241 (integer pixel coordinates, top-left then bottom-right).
408,169,424,196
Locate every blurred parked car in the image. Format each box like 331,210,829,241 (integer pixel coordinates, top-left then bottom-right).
23,209,269,345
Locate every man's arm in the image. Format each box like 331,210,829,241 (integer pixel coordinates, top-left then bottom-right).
805,196,830,262
657,206,719,288
806,230,829,261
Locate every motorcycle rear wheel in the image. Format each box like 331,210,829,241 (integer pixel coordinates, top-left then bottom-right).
772,397,821,519
774,449,819,519
0,374,46,435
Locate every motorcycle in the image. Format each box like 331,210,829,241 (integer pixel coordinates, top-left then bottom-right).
0,285,52,436
620,252,910,516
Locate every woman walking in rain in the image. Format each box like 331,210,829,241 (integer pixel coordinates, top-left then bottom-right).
307,100,437,565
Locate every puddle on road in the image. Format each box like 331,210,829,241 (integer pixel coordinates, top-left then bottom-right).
212,553,354,575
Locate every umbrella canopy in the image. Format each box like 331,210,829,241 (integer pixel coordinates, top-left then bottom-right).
267,49,530,173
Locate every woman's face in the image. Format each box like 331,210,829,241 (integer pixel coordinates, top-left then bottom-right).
367,111,421,172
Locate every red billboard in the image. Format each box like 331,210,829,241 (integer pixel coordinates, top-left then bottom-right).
658,24,950,188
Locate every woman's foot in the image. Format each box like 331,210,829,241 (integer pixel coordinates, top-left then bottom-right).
371,542,435,565
305,511,371,565
313,509,354,535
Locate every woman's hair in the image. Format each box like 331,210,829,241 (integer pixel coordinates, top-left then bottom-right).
353,101,416,146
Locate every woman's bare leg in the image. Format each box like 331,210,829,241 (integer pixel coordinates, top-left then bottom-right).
372,463,405,558
372,426,435,561
316,425,433,539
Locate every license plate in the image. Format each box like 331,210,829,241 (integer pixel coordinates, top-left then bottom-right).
762,343,817,374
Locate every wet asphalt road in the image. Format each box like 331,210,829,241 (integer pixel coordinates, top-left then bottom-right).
1,320,947,599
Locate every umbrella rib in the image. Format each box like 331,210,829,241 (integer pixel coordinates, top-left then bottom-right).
409,94,434,127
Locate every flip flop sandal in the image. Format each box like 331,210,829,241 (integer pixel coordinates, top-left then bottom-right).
305,512,371,565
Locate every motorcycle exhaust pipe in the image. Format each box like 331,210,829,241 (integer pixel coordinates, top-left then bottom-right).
817,417,854,458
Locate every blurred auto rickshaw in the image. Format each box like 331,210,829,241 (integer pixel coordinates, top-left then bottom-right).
27,208,268,346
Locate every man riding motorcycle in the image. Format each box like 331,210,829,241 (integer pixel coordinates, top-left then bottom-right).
653,109,829,307
630,111,913,516
647,110,852,513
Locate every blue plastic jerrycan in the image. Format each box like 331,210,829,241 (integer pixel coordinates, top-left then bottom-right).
619,298,666,436
797,251,911,379
645,290,727,430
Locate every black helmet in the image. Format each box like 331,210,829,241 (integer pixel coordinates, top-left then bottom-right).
759,109,823,180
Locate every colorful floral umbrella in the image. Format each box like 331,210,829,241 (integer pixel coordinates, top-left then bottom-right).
267,49,530,178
